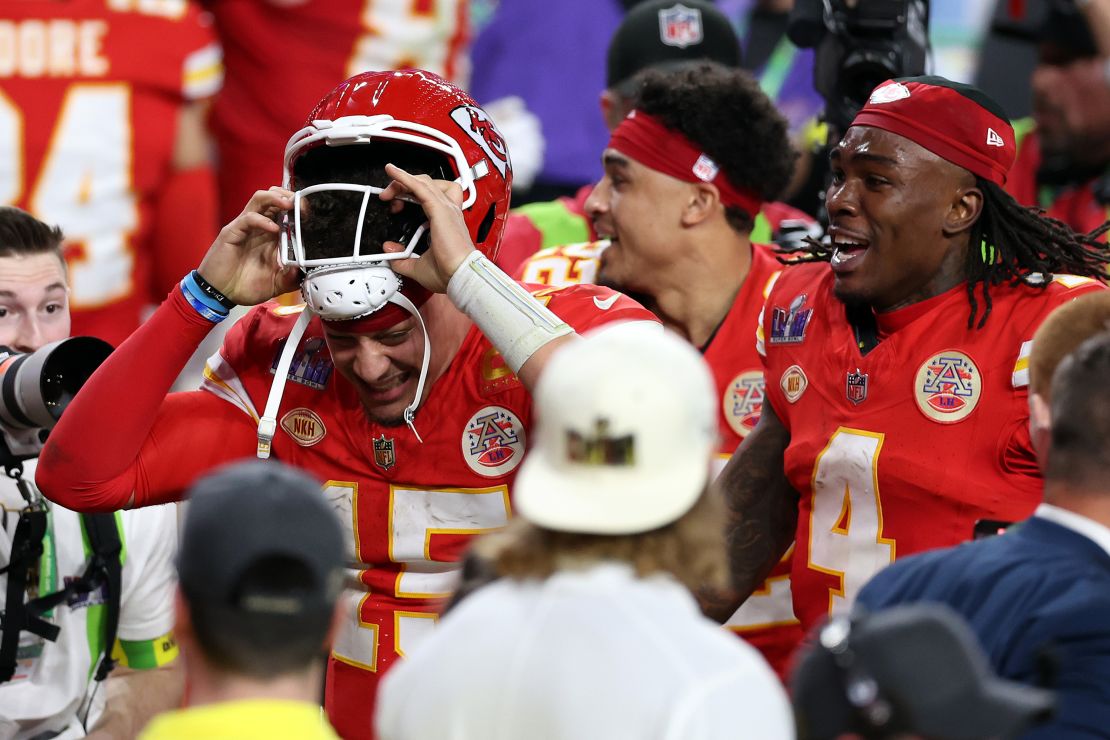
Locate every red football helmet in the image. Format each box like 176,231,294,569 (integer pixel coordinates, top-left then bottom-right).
281,69,512,279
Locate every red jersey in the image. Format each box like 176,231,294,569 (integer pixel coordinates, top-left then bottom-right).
516,241,805,678
1,0,221,346
205,0,470,223
1007,126,1109,237
202,287,651,738
759,263,1104,633
498,184,818,277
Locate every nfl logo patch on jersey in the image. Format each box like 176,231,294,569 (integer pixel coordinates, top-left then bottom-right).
270,337,333,390
846,369,868,405
372,434,396,470
658,3,703,48
914,350,982,423
723,370,764,437
769,293,814,345
780,365,808,403
462,406,526,477
280,408,326,447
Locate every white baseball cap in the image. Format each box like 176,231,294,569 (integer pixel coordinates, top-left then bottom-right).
514,322,718,535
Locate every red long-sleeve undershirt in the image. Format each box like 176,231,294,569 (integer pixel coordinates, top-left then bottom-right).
37,289,258,512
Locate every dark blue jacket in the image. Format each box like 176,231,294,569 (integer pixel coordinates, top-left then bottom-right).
858,516,1110,739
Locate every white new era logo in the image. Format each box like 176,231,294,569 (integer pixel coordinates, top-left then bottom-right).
986,128,1005,148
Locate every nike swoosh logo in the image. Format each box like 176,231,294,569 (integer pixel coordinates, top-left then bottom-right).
593,294,620,310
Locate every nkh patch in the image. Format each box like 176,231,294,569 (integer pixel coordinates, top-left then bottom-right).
461,405,526,477
846,368,869,405
723,370,765,438
280,408,327,446
769,293,814,344
914,350,982,424
373,434,396,471
780,364,808,403
658,3,703,48
450,105,511,179
270,336,333,390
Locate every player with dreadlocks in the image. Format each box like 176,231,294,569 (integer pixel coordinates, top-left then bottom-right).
710,76,1109,654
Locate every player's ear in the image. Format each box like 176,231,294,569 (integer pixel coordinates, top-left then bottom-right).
680,182,717,228
1029,391,1052,469
943,183,983,237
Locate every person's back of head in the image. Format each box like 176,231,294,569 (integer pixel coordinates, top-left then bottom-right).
792,603,1055,740
477,322,726,593
176,460,344,684
1045,331,1110,492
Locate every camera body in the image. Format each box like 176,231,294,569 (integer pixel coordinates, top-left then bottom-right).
0,337,112,470
789,0,930,137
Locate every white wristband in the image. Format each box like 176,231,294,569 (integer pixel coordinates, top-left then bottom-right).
447,251,573,373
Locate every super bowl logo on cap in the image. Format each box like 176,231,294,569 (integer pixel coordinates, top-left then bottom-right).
723,370,764,438
280,408,327,447
769,293,814,345
780,364,808,403
450,105,510,179
914,350,982,424
868,82,911,105
658,3,703,48
462,406,526,477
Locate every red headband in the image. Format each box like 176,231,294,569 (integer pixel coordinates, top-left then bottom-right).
608,110,763,217
851,79,1016,186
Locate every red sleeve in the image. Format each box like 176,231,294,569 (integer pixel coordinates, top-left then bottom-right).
527,283,657,331
37,289,254,512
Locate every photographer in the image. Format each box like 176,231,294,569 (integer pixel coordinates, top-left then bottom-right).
0,207,182,738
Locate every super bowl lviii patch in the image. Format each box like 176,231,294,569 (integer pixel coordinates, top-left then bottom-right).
769,293,814,345
270,336,333,390
914,350,981,423
462,406,526,477
723,370,764,437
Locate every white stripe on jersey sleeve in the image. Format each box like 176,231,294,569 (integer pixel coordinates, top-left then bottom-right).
183,42,223,100
201,351,260,422
1012,339,1033,389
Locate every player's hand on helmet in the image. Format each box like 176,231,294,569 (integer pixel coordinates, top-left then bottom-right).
198,187,301,306
379,163,475,293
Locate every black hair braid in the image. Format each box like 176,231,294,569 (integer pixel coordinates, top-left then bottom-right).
773,180,1110,329
967,179,1110,329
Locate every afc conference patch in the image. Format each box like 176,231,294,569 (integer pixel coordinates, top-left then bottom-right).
723,370,764,438
914,350,982,424
461,406,526,477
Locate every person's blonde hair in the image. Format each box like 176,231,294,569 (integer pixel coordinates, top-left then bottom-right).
1029,291,1110,398
472,483,729,593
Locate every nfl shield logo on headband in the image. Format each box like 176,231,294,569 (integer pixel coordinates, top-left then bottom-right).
659,4,703,48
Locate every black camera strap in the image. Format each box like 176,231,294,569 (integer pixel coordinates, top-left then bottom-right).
0,479,122,684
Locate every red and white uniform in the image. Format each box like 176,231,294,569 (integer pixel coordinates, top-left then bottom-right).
204,0,470,223
37,282,652,739
517,241,805,679
1,0,221,346
758,263,1104,633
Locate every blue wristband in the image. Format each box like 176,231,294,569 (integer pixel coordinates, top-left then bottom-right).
180,278,228,323
182,272,230,316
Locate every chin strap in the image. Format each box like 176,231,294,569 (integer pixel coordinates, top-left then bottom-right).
258,308,314,459
392,291,430,444
256,291,432,458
